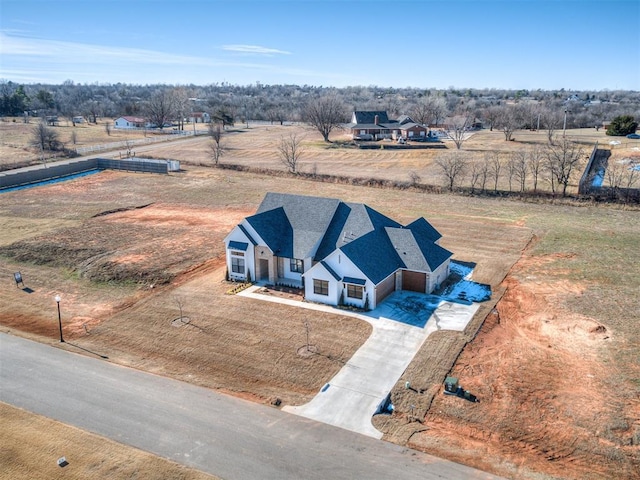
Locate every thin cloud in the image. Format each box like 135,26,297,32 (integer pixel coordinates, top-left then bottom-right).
222,44,291,56
0,32,344,85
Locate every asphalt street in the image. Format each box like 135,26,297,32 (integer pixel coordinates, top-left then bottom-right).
0,333,503,480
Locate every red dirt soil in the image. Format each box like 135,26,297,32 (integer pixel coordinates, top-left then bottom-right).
410,252,640,480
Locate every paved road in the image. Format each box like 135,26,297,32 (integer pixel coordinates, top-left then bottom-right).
0,334,502,480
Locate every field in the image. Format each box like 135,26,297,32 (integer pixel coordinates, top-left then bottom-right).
3,116,640,193
0,117,210,170
1,129,639,478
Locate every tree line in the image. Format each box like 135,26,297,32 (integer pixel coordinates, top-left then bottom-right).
2,80,639,135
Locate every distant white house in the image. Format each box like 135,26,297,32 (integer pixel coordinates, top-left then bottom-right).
188,112,211,123
224,193,453,310
114,116,147,129
72,116,85,124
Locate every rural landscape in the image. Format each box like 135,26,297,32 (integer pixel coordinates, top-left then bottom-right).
1,80,639,480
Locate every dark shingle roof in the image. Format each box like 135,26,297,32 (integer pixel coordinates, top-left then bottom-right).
238,224,258,245
228,240,248,251
352,111,390,124
340,229,403,284
255,193,340,259
315,202,400,261
385,227,452,272
246,192,450,283
245,207,293,257
405,217,442,242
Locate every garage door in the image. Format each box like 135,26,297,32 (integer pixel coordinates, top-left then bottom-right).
375,274,396,305
402,270,426,293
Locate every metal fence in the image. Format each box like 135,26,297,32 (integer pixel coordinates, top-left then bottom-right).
74,130,207,155
1,157,177,190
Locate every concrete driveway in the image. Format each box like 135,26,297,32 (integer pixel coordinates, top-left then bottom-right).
240,288,480,438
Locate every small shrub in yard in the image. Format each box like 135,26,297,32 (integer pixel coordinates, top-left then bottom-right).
225,282,252,295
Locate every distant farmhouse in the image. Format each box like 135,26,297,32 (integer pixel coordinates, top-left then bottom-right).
224,193,452,309
188,112,211,123
114,116,147,129
348,111,429,141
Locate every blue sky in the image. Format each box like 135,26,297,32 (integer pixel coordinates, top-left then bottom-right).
1,0,638,90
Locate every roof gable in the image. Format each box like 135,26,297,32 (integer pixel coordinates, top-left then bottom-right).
405,217,442,243
256,193,340,259
340,229,403,284
314,202,401,261
385,227,452,272
245,207,293,258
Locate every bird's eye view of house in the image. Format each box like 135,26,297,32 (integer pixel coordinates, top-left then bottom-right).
224,193,453,310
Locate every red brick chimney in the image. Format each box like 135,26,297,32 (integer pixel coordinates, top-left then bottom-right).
374,115,379,125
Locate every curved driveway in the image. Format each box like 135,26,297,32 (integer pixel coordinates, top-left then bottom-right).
240,288,479,438
1,333,502,480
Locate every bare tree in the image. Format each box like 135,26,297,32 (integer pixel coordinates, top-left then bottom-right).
511,150,528,192
303,94,347,142
277,133,304,173
468,161,482,193
171,87,190,131
436,151,467,192
208,123,226,165
424,96,448,126
541,107,564,144
446,114,472,149
479,155,491,192
145,90,176,130
528,146,544,192
70,129,78,145
622,159,640,203
31,121,61,152
605,159,626,194
506,156,517,191
482,105,501,131
544,137,585,196
408,171,421,186
496,105,523,141
104,121,111,136
409,95,447,126
489,152,502,191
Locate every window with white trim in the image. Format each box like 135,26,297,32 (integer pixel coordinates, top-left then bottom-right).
290,258,304,273
347,284,363,299
313,279,329,296
231,257,245,274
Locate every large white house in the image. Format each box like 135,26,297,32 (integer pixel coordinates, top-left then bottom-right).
224,193,453,310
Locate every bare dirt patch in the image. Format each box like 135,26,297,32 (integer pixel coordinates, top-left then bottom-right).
0,402,219,480
409,251,640,480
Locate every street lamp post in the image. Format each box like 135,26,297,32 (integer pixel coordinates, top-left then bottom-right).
55,295,64,343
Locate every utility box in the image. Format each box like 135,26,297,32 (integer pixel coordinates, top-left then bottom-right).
444,376,459,394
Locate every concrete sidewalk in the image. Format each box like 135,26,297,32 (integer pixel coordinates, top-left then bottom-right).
239,287,479,438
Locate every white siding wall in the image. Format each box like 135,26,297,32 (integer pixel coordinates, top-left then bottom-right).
223,225,257,282
304,250,374,309
427,260,451,292
303,264,339,305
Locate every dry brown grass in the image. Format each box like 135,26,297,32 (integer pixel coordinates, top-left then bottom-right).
0,117,209,169
141,123,639,195
0,402,219,480
0,164,638,479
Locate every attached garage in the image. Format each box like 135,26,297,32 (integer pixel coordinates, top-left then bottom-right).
375,273,396,306
402,270,426,293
